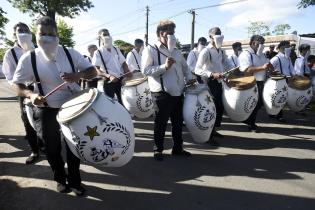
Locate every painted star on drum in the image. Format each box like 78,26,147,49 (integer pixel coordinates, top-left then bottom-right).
84,126,100,140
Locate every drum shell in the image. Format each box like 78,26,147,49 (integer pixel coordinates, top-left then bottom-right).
59,92,135,167
287,86,313,112
183,87,216,143
222,82,258,122
263,78,288,115
121,81,154,119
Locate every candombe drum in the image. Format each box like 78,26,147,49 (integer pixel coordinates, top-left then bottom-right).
287,76,313,112
263,73,288,115
183,84,216,143
121,72,154,118
222,75,258,122
57,88,135,167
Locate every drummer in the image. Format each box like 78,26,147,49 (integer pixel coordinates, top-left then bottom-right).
228,42,242,68
141,20,195,161
269,40,294,122
126,39,144,72
293,44,311,77
2,22,43,164
195,27,232,145
12,16,97,195
187,37,207,83
238,35,272,132
92,29,132,104
84,44,98,88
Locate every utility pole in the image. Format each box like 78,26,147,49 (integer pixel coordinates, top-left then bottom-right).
189,9,196,50
145,6,150,46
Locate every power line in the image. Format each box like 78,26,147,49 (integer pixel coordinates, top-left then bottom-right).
193,0,248,11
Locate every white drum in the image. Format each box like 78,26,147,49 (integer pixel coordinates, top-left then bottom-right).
222,75,258,122
183,84,216,143
57,88,135,167
263,74,288,115
287,76,313,112
121,72,154,119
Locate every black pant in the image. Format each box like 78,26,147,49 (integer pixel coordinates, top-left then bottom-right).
33,107,81,187
18,96,40,154
103,80,122,104
151,92,184,152
244,81,264,126
86,78,99,89
207,79,223,127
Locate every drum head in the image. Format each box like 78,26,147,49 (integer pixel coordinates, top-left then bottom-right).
123,72,147,87
226,76,256,90
185,83,209,95
57,88,98,123
288,76,311,90
269,72,286,80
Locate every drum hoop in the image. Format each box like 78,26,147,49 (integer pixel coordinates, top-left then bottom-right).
57,88,98,123
269,76,286,81
123,76,147,87
185,84,210,95
287,76,312,90
225,76,256,90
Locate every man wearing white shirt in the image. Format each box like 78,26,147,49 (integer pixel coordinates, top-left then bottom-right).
141,20,195,161
293,44,311,77
228,42,242,68
238,35,272,132
83,44,98,88
92,29,132,104
269,41,294,122
126,39,144,72
2,22,43,164
187,37,207,83
195,27,231,144
13,17,97,195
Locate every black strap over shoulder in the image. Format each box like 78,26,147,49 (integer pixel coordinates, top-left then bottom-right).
245,50,254,66
154,44,165,92
231,56,237,67
113,46,120,62
98,50,108,74
62,46,75,73
30,50,48,107
10,48,18,65
131,51,141,70
276,56,283,74
193,51,197,61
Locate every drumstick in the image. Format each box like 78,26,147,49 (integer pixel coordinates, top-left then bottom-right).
222,66,240,76
43,82,67,99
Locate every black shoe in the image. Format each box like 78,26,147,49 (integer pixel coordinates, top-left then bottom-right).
70,185,86,196
248,124,260,133
171,149,191,157
207,139,220,146
277,117,286,123
25,153,39,164
57,183,69,193
212,130,223,138
153,151,164,161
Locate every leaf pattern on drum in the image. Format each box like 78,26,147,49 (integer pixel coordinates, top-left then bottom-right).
90,138,124,162
136,94,153,113
244,96,257,113
102,122,131,155
75,140,88,161
271,88,287,108
296,95,310,107
193,106,215,130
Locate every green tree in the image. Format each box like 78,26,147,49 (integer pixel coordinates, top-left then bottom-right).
0,7,9,38
298,0,315,8
272,24,291,35
247,21,271,37
7,0,93,20
114,40,134,56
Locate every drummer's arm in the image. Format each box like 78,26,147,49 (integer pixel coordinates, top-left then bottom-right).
194,50,211,78
13,83,45,105
78,66,97,80
246,63,270,74
141,46,166,77
122,62,132,77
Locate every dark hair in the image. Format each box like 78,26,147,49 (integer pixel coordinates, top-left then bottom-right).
249,35,265,45
208,27,221,37
98,28,109,36
156,20,176,37
298,44,310,53
307,54,315,62
134,39,144,45
277,41,290,49
87,44,97,50
232,42,242,49
35,16,57,31
198,37,207,44
13,22,29,32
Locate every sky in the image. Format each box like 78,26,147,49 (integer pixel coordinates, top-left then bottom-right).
1,0,314,54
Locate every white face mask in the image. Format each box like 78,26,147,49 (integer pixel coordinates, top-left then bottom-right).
197,44,205,53
139,46,144,54
17,33,34,51
257,44,265,56
284,47,291,58
213,35,224,49
102,36,112,49
167,34,177,52
37,35,59,61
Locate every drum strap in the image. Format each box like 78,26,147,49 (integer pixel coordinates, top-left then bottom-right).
113,47,120,62
231,56,237,67
131,51,141,70
30,50,48,107
193,51,197,61
10,48,18,65
83,55,91,63
62,46,75,73
244,50,254,66
98,50,109,74
276,56,283,74
154,44,165,92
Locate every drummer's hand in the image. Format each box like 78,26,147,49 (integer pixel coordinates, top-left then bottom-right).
165,57,176,70
211,73,223,80
125,71,133,78
60,72,80,83
186,79,196,86
30,93,45,106
262,63,272,71
109,75,118,83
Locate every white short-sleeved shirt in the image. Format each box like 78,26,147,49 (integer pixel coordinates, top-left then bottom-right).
187,48,199,73
270,52,293,76
126,48,141,72
141,41,192,96
239,47,268,81
92,46,125,77
293,56,310,76
228,54,239,68
12,46,92,108
2,45,25,84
